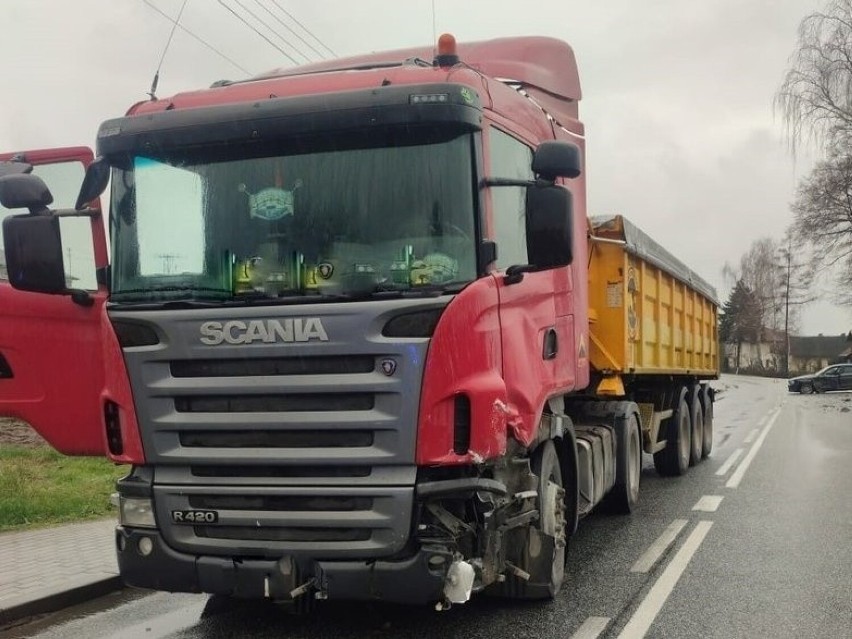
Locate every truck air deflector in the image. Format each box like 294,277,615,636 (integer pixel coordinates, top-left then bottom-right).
97,84,482,157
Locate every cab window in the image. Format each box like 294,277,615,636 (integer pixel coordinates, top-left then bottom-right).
489,128,534,270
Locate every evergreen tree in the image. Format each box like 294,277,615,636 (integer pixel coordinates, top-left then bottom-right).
719,280,762,371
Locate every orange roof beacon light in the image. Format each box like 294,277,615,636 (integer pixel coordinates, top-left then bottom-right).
434,33,460,67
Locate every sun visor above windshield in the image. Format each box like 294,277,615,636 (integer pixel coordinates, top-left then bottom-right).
97,83,482,157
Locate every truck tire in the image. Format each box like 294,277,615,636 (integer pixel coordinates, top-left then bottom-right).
701,386,713,459
606,412,641,514
653,390,690,477
688,387,704,467
500,440,566,599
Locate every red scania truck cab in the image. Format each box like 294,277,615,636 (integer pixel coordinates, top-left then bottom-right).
0,35,717,609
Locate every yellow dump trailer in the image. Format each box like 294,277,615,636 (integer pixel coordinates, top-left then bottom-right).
582,215,719,477
589,215,718,384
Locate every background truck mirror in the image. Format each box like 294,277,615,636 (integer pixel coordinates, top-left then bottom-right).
0,173,54,214
525,184,573,268
0,160,33,179
532,141,582,181
2,214,67,293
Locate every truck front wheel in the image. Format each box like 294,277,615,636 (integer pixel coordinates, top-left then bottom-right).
499,440,567,600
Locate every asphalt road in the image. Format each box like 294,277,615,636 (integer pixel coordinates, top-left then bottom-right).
4,375,851,639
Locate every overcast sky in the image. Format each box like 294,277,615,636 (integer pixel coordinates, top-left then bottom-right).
2,0,849,335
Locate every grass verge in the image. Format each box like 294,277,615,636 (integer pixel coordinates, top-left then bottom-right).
0,445,126,532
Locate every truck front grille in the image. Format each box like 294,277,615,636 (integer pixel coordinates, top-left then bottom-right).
174,393,374,413
113,300,446,558
189,465,372,479
155,484,413,559
179,430,373,448
188,494,373,512
171,355,374,378
194,526,372,543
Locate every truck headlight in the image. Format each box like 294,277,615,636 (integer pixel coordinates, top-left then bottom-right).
119,496,157,528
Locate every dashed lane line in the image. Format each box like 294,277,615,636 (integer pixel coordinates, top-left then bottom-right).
726,408,782,489
616,521,714,639
570,616,611,639
630,519,688,573
715,448,743,476
692,495,723,512
743,428,759,444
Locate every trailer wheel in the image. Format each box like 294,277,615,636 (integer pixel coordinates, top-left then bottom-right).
606,412,642,514
701,386,713,459
688,387,704,466
499,440,566,600
653,391,690,477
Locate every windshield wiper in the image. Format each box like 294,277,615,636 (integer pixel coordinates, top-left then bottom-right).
110,286,232,305
114,285,232,296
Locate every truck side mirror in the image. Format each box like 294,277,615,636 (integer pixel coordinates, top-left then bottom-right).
532,141,582,181
2,214,67,293
75,157,110,210
0,172,67,294
525,184,573,268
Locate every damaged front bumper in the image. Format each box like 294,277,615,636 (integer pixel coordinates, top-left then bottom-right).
116,526,451,605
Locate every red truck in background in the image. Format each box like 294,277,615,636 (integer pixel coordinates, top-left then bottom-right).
0,35,718,609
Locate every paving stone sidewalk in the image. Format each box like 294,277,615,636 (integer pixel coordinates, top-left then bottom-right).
0,519,122,625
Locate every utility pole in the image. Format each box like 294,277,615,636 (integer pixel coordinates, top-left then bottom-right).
777,237,814,377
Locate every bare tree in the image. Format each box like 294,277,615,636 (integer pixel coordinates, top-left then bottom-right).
776,0,852,149
777,1,852,308
739,237,783,334
790,148,852,306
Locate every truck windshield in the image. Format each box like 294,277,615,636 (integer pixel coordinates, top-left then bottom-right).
109,128,478,303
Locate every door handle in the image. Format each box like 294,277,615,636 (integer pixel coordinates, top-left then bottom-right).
542,328,558,360
0,352,13,379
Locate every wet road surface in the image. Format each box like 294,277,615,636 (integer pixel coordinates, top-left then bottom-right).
3,375,851,639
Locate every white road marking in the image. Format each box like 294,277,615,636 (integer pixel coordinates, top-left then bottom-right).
757,413,768,427
616,521,714,639
743,428,759,444
692,495,724,512
726,408,782,489
715,448,744,476
630,519,688,573
570,616,611,639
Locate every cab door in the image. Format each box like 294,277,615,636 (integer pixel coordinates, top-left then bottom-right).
486,125,574,445
0,147,110,454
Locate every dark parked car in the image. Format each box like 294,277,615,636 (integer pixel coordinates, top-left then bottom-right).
788,363,852,394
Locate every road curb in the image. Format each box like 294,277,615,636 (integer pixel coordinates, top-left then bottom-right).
0,575,123,627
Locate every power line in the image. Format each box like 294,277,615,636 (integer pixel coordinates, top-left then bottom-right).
140,0,252,76
217,0,301,65
268,0,336,57
253,0,327,60
232,0,312,63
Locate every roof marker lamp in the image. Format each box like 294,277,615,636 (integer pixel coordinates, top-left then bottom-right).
435,33,460,67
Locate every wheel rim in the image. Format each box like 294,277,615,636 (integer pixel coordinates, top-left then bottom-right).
801,384,813,394
628,424,641,502
692,409,703,460
703,406,713,453
678,411,690,467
